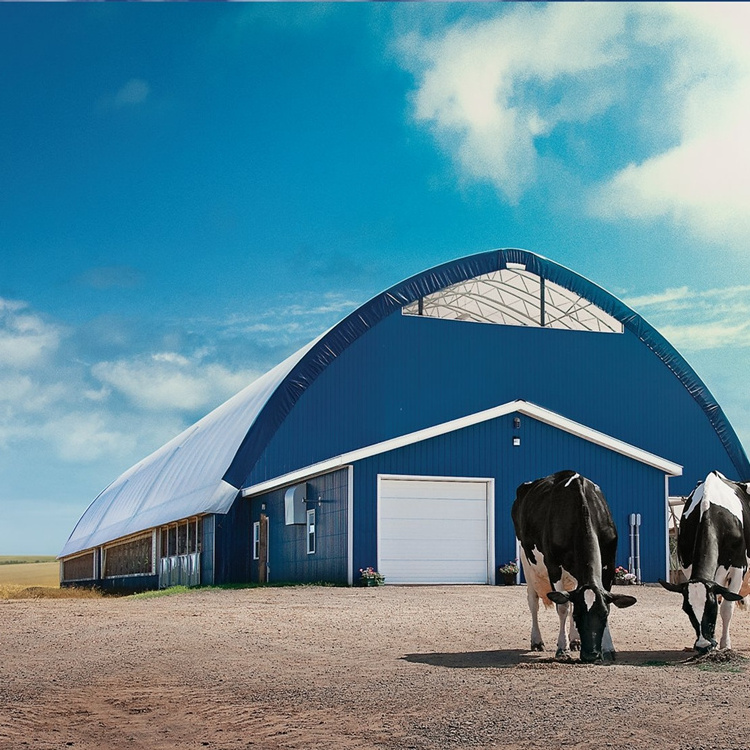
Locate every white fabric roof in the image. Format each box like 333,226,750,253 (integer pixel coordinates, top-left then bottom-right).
59,340,318,557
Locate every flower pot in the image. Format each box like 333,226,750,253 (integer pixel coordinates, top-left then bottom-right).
502,573,517,586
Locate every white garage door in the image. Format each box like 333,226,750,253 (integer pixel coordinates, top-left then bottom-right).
377,476,493,584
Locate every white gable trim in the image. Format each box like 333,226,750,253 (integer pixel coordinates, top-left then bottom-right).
241,399,682,498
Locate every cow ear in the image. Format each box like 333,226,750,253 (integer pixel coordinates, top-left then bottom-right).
658,578,685,594
547,591,571,605
712,584,744,602
608,593,637,608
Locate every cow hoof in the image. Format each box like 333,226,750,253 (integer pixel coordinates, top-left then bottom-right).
554,648,571,660
569,639,581,651
603,650,616,663
531,642,545,652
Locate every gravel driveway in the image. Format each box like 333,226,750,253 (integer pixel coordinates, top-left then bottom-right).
2,584,749,749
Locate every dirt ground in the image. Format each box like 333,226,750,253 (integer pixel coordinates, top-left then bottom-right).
2,584,750,750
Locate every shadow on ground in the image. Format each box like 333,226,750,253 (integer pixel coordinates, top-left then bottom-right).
401,648,694,669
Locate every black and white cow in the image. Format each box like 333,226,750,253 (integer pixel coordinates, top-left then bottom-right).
511,470,637,663
659,471,749,652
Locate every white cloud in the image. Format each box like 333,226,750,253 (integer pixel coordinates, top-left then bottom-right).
589,4,750,247
658,322,750,352
113,78,151,107
624,283,750,351
398,3,628,203
44,412,137,463
92,352,260,412
623,286,691,310
0,297,272,467
399,4,750,246
0,298,62,369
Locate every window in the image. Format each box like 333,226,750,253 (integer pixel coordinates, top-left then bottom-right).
62,551,95,582
253,521,261,560
103,534,153,577
177,522,187,555
306,509,316,555
402,268,623,333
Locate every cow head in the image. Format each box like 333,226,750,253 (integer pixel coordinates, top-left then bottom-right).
548,586,637,663
658,578,743,652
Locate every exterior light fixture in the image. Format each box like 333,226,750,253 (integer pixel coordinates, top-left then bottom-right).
513,417,521,429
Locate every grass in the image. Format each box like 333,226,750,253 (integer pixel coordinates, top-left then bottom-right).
0,584,103,600
0,572,343,601
130,585,193,599
129,580,343,600
696,663,744,673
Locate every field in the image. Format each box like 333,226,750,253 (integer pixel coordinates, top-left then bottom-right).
0,556,61,599
2,584,750,750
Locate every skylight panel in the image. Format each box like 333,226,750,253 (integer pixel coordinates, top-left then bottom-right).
403,269,623,334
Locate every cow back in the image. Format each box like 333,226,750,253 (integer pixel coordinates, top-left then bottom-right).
512,470,618,591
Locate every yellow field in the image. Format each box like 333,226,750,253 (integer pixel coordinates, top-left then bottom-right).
0,560,106,599
0,561,60,587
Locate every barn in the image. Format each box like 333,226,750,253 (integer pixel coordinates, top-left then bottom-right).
59,248,750,591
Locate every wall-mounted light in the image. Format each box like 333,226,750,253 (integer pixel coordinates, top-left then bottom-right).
513,417,521,429
512,436,521,447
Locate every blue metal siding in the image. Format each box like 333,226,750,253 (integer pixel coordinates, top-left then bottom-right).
201,514,215,586
352,413,667,582
214,491,251,584
226,249,748,490
247,310,736,497
248,468,348,584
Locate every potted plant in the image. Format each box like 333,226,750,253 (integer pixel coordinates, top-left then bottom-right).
358,567,385,587
614,565,637,585
497,559,519,585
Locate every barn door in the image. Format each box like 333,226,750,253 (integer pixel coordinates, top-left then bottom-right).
258,513,269,583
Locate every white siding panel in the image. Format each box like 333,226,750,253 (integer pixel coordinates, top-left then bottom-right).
378,477,490,584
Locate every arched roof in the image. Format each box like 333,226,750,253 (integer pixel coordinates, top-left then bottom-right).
60,248,750,557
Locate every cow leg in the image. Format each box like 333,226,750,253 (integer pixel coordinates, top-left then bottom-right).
719,597,735,650
568,618,580,651
718,567,743,649
555,602,571,657
602,623,616,661
527,585,545,651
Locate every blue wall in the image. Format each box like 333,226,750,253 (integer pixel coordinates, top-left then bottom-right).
245,310,737,497
351,412,668,582
246,468,349,584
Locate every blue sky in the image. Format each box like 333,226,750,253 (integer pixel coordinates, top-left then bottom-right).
2,3,750,555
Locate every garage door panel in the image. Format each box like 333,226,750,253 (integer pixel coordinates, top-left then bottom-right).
378,477,490,585
382,559,488,584
380,535,488,559
380,497,486,521
382,480,487,501
380,518,488,543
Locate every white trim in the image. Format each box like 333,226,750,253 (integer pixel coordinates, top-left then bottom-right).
664,475,671,583
242,399,682,498
376,474,495,584
347,466,354,586
306,508,316,555
252,521,260,560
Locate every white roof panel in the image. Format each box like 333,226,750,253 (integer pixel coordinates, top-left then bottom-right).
59,339,318,557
